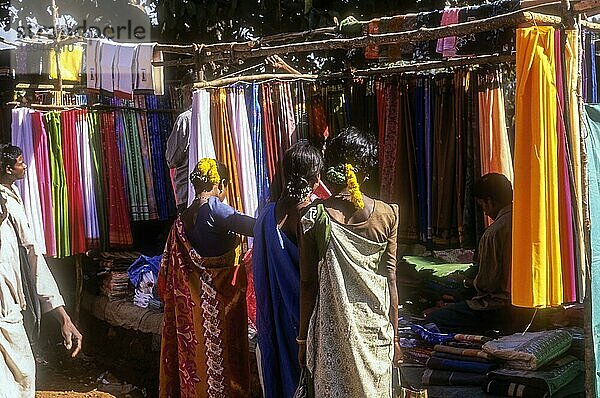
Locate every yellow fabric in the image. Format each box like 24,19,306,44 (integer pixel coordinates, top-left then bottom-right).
512,26,563,308
565,29,587,296
49,44,84,81
211,89,244,213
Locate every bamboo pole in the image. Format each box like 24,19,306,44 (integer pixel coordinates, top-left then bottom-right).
193,73,317,88
199,11,562,63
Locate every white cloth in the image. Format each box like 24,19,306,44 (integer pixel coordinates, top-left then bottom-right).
114,43,137,99
227,89,259,217
11,108,46,254
86,39,101,91
0,311,35,398
134,43,164,95
187,90,216,206
99,40,118,93
0,184,65,315
301,207,394,398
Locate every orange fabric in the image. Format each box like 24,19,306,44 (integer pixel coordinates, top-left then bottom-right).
512,26,563,308
211,89,244,213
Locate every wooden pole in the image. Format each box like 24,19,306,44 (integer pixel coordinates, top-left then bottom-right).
198,11,562,63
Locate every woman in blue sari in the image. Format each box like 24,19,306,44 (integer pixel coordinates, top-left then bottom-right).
252,141,323,398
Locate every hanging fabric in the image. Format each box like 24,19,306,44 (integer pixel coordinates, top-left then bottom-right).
477,72,514,182
61,110,87,255
31,111,56,256
554,30,577,303
512,26,563,308
187,89,216,207
228,88,259,217
87,111,109,250
566,29,586,301
44,111,71,258
582,104,600,396
11,108,47,254
245,84,270,207
211,89,244,212
75,109,100,248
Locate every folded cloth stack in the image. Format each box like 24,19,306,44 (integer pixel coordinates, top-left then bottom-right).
483,355,583,397
422,334,497,386
97,251,142,300
482,330,572,370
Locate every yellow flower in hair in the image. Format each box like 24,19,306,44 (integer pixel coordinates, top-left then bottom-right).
197,158,221,185
345,163,364,209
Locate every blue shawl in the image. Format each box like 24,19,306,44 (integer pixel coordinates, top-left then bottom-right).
252,203,300,398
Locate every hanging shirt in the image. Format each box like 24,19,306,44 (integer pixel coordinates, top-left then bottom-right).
166,109,192,208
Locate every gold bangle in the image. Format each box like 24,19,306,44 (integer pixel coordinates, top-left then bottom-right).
296,337,307,344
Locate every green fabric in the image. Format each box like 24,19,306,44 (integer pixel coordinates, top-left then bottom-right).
44,111,70,258
403,256,472,277
134,99,158,219
87,111,108,250
583,104,600,394
339,16,368,36
120,108,149,221
307,203,331,262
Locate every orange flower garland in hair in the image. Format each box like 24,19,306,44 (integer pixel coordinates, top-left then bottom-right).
345,163,364,209
198,158,221,185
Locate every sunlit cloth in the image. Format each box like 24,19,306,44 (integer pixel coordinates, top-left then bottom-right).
86,39,101,91
99,41,118,93
11,108,46,254
433,345,493,361
44,111,71,257
302,204,394,397
0,313,35,398
114,43,137,99
133,95,158,220
246,84,270,206
158,218,250,398
212,89,244,212
512,26,563,307
252,203,300,398
49,44,84,81
31,111,56,256
436,8,460,57
228,89,259,217
187,90,216,207
87,111,109,250
134,43,164,95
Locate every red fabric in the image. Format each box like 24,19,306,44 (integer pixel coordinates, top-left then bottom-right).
243,249,257,330
158,218,251,398
100,111,133,247
364,20,380,59
31,111,56,257
60,110,87,254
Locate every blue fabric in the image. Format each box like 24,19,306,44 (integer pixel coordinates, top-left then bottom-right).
246,84,270,208
252,203,301,398
410,323,455,345
583,104,600,395
128,254,162,287
426,356,496,375
592,37,598,103
187,197,254,257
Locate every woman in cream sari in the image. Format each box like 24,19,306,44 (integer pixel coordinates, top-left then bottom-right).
298,127,401,397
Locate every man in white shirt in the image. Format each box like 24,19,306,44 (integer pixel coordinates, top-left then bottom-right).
0,144,82,397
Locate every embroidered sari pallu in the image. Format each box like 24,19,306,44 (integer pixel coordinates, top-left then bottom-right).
158,218,251,398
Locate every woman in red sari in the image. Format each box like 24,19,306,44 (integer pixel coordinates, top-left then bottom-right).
158,158,255,398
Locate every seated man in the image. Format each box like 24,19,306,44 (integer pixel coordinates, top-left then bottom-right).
427,173,518,334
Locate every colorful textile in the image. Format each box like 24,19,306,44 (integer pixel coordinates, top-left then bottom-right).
436,8,460,57
31,111,56,256
433,344,493,361
301,203,394,398
582,104,600,394
246,84,270,206
512,26,563,307
421,369,485,386
61,110,87,255
426,356,495,375
87,111,109,250
11,108,47,254
485,356,583,397
49,44,84,81
454,334,491,344
409,323,455,346
44,111,71,257
432,351,492,364
482,330,572,370
252,203,301,398
477,80,514,182
158,218,250,398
